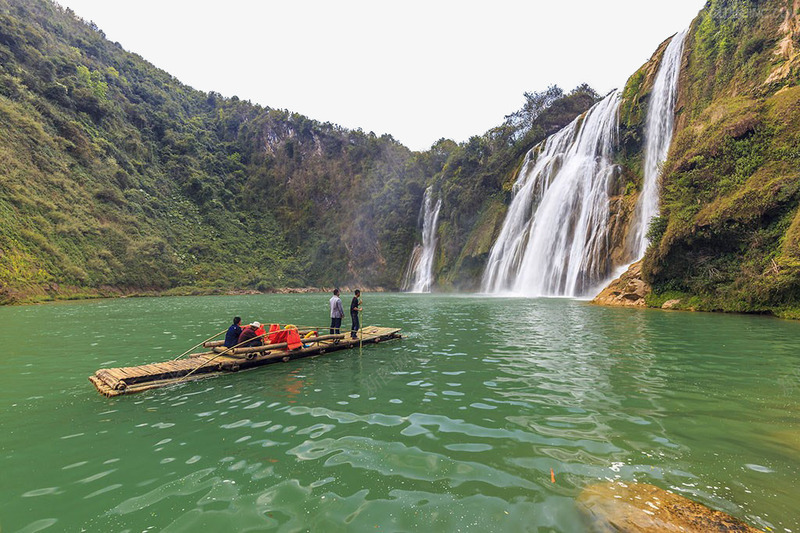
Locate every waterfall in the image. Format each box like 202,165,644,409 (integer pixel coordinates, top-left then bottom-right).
482,30,687,298
482,91,622,297
403,186,442,293
628,29,687,258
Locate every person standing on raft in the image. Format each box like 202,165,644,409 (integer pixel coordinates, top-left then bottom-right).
329,289,344,335
224,316,242,347
350,289,362,339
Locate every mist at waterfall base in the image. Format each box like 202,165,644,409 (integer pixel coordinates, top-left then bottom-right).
403,186,442,293
482,30,687,298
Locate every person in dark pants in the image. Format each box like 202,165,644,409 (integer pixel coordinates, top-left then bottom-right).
350,289,362,339
224,316,243,347
329,289,344,335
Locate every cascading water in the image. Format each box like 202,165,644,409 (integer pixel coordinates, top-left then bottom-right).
482,91,622,297
628,29,687,258
482,30,686,298
403,186,442,293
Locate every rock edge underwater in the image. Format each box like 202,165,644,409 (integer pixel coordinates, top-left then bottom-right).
578,482,763,532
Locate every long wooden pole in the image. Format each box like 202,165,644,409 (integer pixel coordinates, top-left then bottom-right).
178,331,272,382
214,334,344,354
359,297,363,356
172,329,227,361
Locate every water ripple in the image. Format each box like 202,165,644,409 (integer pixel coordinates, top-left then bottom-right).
110,468,218,515
2,294,797,532
288,436,537,490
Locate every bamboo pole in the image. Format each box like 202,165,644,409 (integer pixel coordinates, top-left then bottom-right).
178,331,272,382
212,334,344,354
359,297,363,356
172,329,227,361
204,340,225,348
178,330,348,383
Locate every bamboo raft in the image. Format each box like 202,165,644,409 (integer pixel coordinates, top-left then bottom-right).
89,326,402,397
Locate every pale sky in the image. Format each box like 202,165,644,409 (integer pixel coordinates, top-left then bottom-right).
56,0,705,151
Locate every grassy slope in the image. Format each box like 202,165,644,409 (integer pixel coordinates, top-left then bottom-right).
642,0,800,317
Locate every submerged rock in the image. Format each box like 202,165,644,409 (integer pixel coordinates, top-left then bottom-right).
578,482,763,532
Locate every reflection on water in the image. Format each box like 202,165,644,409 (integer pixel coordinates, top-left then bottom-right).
0,294,799,531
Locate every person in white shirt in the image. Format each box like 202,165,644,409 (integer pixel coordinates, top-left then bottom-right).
329,288,344,334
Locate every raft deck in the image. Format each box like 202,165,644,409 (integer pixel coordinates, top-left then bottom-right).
89,326,401,397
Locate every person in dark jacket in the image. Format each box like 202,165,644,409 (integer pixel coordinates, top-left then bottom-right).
224,317,242,347
238,321,263,347
350,289,362,339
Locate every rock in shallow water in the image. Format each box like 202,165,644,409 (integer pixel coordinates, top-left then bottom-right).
592,261,650,308
577,482,763,532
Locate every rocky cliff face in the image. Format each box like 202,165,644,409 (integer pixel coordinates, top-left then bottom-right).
640,0,800,317
596,0,800,318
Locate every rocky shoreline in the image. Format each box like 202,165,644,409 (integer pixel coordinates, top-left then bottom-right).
592,261,695,312
0,284,390,306
592,261,651,308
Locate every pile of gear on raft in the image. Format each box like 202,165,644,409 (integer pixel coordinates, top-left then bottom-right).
224,318,312,352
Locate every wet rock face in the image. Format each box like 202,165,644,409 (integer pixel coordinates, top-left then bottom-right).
592,261,650,307
578,482,763,533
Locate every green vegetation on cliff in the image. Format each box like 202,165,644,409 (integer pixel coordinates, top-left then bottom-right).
0,0,595,303
7,0,799,317
642,0,800,316
0,0,435,303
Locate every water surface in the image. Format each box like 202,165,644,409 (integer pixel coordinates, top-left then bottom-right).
1,294,798,531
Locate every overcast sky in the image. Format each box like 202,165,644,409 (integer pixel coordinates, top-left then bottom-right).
57,0,705,151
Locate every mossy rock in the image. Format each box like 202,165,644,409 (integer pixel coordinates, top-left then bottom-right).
578,482,762,532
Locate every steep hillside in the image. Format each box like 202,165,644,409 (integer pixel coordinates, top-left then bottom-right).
0,0,597,303
642,0,800,316
0,0,433,303
9,0,796,314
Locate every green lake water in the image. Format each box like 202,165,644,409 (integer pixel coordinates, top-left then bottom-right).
1,294,799,532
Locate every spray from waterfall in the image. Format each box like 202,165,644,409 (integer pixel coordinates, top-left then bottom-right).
628,29,687,259
482,91,622,297
403,186,442,293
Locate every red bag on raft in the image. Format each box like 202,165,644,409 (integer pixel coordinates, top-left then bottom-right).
286,329,302,350
268,327,303,350
267,323,280,344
